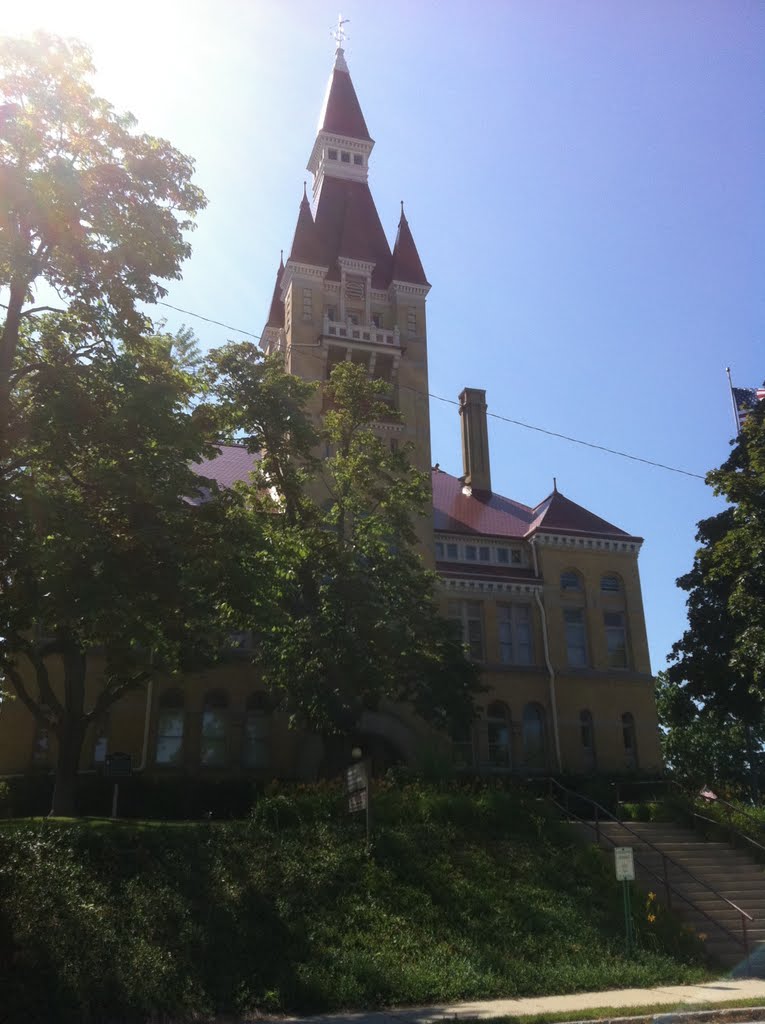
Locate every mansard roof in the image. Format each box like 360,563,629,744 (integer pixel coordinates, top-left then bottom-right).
431,469,640,543
318,51,372,141
391,206,429,286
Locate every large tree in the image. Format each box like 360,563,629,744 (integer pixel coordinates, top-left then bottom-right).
666,397,765,790
0,32,206,451
0,317,246,816
209,344,481,741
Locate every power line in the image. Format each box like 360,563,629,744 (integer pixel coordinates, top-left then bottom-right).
157,300,707,481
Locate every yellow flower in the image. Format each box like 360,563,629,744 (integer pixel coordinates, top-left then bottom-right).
698,932,708,941
647,913,656,923
647,892,656,902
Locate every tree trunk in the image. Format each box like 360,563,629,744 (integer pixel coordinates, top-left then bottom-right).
49,718,86,817
0,277,26,455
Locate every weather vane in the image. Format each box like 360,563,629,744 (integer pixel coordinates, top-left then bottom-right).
331,14,349,49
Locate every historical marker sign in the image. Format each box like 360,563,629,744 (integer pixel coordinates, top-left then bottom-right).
105,752,132,779
345,763,367,794
614,846,635,881
348,789,368,814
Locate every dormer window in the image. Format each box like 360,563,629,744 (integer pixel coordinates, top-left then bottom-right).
328,148,338,160
353,153,363,165
341,151,350,163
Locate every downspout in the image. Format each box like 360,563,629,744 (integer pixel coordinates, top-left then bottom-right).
531,538,562,773
138,653,154,772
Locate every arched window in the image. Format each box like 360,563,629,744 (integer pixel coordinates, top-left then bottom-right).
243,693,271,770
156,689,184,766
601,574,621,593
522,703,547,772
580,710,596,773
560,570,583,592
487,701,511,766
201,690,229,767
451,721,475,769
622,712,638,770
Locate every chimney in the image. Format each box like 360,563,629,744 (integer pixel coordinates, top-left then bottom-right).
459,387,491,493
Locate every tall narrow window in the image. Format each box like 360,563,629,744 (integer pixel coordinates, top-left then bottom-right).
406,309,417,335
498,604,533,666
580,710,596,773
564,608,588,667
601,574,621,593
31,724,51,767
560,570,582,591
156,689,184,766
302,287,313,321
522,703,546,772
622,712,638,770
201,690,229,767
93,715,109,766
452,722,474,769
243,693,271,770
604,612,628,668
448,599,484,660
487,702,511,766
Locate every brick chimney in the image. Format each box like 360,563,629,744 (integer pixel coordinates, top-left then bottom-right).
459,387,491,493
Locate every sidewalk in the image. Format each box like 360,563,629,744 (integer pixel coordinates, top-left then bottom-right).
255,978,765,1024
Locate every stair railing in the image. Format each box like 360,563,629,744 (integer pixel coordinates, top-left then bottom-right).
548,778,753,966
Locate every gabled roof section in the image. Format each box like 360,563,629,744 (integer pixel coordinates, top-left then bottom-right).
526,489,642,542
318,49,372,141
188,445,261,504
313,177,392,287
391,204,429,286
266,253,285,328
288,187,325,266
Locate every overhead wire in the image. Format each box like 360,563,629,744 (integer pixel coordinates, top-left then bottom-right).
156,300,707,482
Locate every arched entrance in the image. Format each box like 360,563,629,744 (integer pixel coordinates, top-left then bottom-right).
319,710,415,778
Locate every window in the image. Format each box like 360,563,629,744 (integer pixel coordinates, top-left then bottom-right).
372,312,383,327
446,542,458,559
93,715,109,766
511,549,522,565
604,611,628,668
326,305,337,321
564,608,588,667
497,548,510,564
465,545,477,561
156,689,184,766
498,604,533,666
560,570,582,591
487,702,511,766
601,574,621,593
448,599,484,660
622,712,638,770
406,309,417,335
200,690,228,767
435,542,445,559
522,704,546,772
302,287,313,321
479,545,490,562
341,150,350,163
243,693,271,770
326,345,346,379
353,153,363,165
580,710,596,773
328,148,338,160
452,722,474,768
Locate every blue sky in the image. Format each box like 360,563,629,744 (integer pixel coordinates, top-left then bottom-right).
6,1,764,674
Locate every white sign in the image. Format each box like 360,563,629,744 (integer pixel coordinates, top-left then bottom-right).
614,846,635,881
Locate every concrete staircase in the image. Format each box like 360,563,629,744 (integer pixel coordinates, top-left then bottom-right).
590,820,765,971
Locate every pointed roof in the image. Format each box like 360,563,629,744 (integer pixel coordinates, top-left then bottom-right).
317,48,372,141
265,253,285,328
391,203,429,286
313,177,392,287
288,187,325,266
526,489,642,542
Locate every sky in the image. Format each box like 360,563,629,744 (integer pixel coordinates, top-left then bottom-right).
4,0,764,675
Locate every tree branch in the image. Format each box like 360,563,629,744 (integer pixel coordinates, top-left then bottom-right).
3,664,58,729
19,305,67,318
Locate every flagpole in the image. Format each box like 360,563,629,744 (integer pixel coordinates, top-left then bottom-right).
726,367,740,435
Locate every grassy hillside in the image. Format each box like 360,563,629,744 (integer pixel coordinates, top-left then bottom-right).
0,781,710,1023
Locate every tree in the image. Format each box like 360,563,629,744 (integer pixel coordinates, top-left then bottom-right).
666,398,765,790
0,33,206,451
209,344,481,741
0,317,244,816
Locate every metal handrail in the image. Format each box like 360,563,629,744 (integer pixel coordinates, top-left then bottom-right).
691,808,765,857
548,779,753,963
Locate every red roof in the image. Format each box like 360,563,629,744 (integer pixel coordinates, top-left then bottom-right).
288,190,326,266
432,470,640,542
191,445,260,498
391,207,429,286
318,64,371,141
314,177,392,288
265,254,285,329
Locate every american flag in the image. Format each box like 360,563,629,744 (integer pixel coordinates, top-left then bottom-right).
732,384,765,432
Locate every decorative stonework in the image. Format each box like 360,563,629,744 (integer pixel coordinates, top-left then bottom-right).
439,578,542,597
532,533,642,554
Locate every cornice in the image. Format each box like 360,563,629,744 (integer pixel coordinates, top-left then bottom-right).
389,280,430,299
438,577,543,597
282,261,329,293
338,256,376,276
531,532,643,554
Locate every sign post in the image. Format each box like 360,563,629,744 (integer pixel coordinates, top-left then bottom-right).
345,758,370,848
614,846,635,955
104,752,132,819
